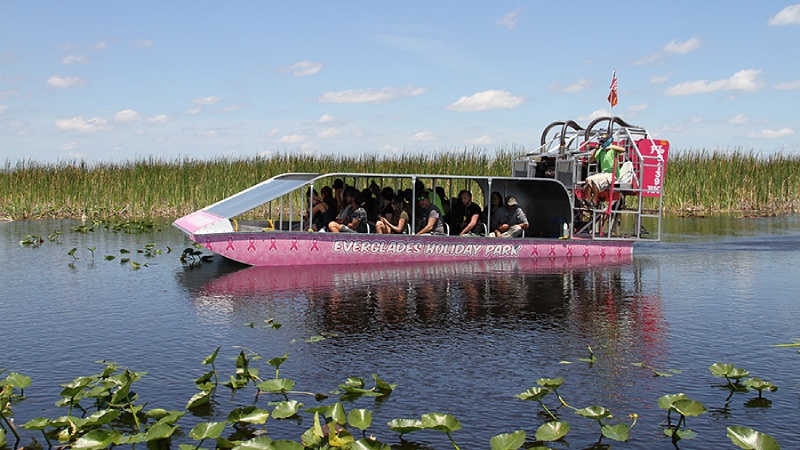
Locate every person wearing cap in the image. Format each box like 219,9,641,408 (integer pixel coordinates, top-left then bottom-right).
494,196,529,238
583,132,626,208
328,187,368,233
415,190,446,235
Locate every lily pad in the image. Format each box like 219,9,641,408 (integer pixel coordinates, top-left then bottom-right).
601,423,630,442
671,399,707,417
348,408,373,431
664,428,698,440
231,436,274,450
515,387,550,401
575,406,611,420
350,438,392,450
72,429,122,450
272,400,303,419
726,426,781,450
657,393,688,410
189,421,227,440
257,378,295,393
490,430,526,450
421,412,461,432
535,421,570,441
387,418,424,434
227,406,269,424
536,378,564,389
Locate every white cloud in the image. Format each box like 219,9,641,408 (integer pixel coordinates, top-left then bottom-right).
465,136,494,146
93,41,110,51
664,37,700,54
775,80,800,90
318,127,339,138
410,131,435,142
279,134,307,143
62,54,88,65
198,129,221,138
447,90,524,111
319,86,426,104
650,75,669,84
748,128,794,139
729,114,749,124
193,96,220,106
60,142,79,151
495,8,521,30
579,109,612,122
146,114,170,123
665,69,763,95
55,116,109,132
222,103,245,113
267,128,279,136
47,76,84,89
318,114,334,124
114,109,141,123
131,39,153,48
185,107,202,115
628,103,648,112
0,104,8,113
768,4,800,26
551,79,590,94
285,60,322,77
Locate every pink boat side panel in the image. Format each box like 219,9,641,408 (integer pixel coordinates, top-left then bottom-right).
192,232,633,266
174,210,225,234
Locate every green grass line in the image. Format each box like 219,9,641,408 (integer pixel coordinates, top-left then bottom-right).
1,149,798,220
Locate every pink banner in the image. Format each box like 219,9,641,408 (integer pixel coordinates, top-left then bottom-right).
635,139,669,197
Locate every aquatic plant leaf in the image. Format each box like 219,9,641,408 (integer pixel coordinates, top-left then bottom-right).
489,430,526,449
535,421,570,441
68,248,77,256
664,428,698,440
272,400,303,419
72,429,122,449
104,255,115,260
145,422,177,440
186,390,211,409
227,406,269,424
0,428,4,447
421,412,461,432
575,406,611,420
267,352,289,369
728,368,751,380
202,346,221,365
726,426,781,450
372,374,396,392
657,393,688,410
83,409,120,426
387,418,424,434
4,372,32,389
257,378,295,393
350,438,391,450
709,362,749,379
306,335,326,343
145,409,185,424
743,378,778,394
231,436,274,450
536,378,564,389
329,402,347,425
601,423,630,442
328,424,354,447
189,421,227,440
348,408,373,431
671,399,707,417
22,417,51,430
270,440,304,450
345,377,365,388
515,387,550,401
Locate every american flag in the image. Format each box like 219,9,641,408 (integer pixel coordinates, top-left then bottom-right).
607,70,618,107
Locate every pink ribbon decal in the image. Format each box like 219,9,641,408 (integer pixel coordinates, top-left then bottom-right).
583,245,590,258
530,244,539,258
205,236,213,251
310,238,320,252
268,237,278,252
600,245,606,258
247,237,257,252
548,244,556,258
226,236,235,252
566,244,573,258
290,237,299,252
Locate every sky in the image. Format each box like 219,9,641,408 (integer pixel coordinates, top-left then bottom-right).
1,1,799,164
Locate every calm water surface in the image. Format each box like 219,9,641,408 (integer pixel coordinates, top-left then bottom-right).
1,216,799,449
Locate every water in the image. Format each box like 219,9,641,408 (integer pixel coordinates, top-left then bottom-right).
1,216,800,449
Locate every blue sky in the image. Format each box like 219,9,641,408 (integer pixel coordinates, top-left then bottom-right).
1,2,799,163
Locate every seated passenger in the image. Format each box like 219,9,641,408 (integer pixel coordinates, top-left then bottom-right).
376,195,409,234
494,196,529,238
378,187,395,223
304,188,331,231
415,190,446,235
484,191,509,234
583,132,626,207
457,190,484,236
327,188,368,233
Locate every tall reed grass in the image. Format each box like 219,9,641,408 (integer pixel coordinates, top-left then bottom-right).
1,149,798,220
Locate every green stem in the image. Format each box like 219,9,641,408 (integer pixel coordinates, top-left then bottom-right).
0,413,20,443
538,400,558,421
446,432,461,450
129,402,141,432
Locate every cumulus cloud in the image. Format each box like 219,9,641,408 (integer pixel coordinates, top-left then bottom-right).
447,90,524,111
650,75,670,84
93,41,110,51
47,76,85,89
114,109,141,123
495,8,521,30
768,4,800,26
193,96,220,106
60,142,79,151
748,128,794,139
634,37,700,64
285,60,322,77
775,80,800,90
729,114,749,124
318,114,334,124
410,131,435,142
279,134,307,143
146,114,170,123
62,54,88,64
55,116,109,132
131,39,153,48
465,136,494,146
665,69,763,95
318,127,339,138
550,79,590,94
319,86,426,104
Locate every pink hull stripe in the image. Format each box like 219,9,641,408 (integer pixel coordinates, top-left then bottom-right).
192,232,633,267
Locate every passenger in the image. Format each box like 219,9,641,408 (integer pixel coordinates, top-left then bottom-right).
457,190,484,236
435,186,450,220
583,132,626,208
303,188,331,231
494,196,529,238
378,186,395,222
361,187,379,224
332,178,345,210
414,180,444,214
415,190,446,235
319,186,337,227
484,191,510,234
376,195,409,234
327,188,368,233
